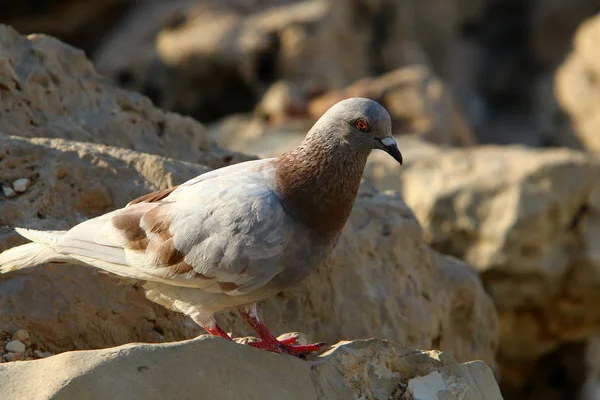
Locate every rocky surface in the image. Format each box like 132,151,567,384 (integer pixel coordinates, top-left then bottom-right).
0,133,498,367
360,138,600,390
0,24,247,167
0,338,503,400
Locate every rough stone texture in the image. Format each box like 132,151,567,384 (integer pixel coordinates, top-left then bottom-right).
555,13,600,153
0,134,498,367
0,24,246,167
0,338,503,400
363,138,600,389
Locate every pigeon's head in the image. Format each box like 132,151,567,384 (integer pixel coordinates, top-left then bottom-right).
312,97,402,165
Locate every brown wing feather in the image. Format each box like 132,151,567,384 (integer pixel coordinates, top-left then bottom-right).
127,186,179,206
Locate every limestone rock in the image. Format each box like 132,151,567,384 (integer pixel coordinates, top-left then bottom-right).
0,338,503,400
0,134,498,366
365,138,600,387
0,24,246,167
555,13,600,153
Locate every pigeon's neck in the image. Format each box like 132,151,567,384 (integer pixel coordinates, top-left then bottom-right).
276,137,369,237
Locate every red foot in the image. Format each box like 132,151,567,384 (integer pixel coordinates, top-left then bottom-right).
278,336,299,346
237,305,329,356
247,340,329,355
202,324,232,341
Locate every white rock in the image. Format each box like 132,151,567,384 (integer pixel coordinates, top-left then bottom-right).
11,330,29,342
12,178,30,193
2,185,16,198
403,371,452,400
5,340,26,354
33,350,44,358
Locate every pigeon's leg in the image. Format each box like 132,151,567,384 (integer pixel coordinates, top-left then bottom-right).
191,315,232,341
238,304,328,355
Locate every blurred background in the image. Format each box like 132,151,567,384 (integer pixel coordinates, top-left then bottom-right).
3,0,600,399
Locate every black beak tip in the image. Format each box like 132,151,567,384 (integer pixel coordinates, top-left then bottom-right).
387,146,403,166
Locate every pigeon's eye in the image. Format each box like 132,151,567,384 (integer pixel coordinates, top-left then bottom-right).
355,119,368,131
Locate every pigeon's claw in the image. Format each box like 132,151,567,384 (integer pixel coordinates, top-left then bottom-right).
238,304,329,356
246,339,329,356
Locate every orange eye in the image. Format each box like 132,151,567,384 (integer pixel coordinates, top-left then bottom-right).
355,119,368,131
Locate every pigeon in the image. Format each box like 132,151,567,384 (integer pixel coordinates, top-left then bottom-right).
0,97,403,355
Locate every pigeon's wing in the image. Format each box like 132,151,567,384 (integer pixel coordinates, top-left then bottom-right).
56,159,289,295
127,158,273,206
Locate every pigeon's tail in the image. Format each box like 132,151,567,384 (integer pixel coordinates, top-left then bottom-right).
0,228,74,273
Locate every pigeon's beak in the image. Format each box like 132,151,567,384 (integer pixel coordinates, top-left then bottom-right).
378,136,403,165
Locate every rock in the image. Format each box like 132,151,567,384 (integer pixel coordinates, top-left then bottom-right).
2,186,16,198
11,178,29,193
0,134,499,367
255,80,309,124
207,113,309,158
0,24,247,168
5,340,25,354
4,353,23,362
95,0,320,122
11,329,29,342
365,138,600,389
555,13,600,153
0,338,503,400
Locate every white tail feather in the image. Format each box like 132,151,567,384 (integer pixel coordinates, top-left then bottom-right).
0,228,73,273
14,228,67,246
0,243,74,273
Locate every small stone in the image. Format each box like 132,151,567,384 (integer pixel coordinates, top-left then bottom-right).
5,352,23,362
41,351,54,358
33,349,44,358
5,340,26,353
12,178,30,193
12,329,29,342
2,185,16,198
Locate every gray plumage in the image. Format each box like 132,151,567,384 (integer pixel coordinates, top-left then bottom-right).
0,98,402,336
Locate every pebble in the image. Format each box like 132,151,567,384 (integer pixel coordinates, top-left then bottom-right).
5,352,23,362
33,350,53,358
12,178,30,193
12,329,29,342
2,185,16,198
5,340,26,354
